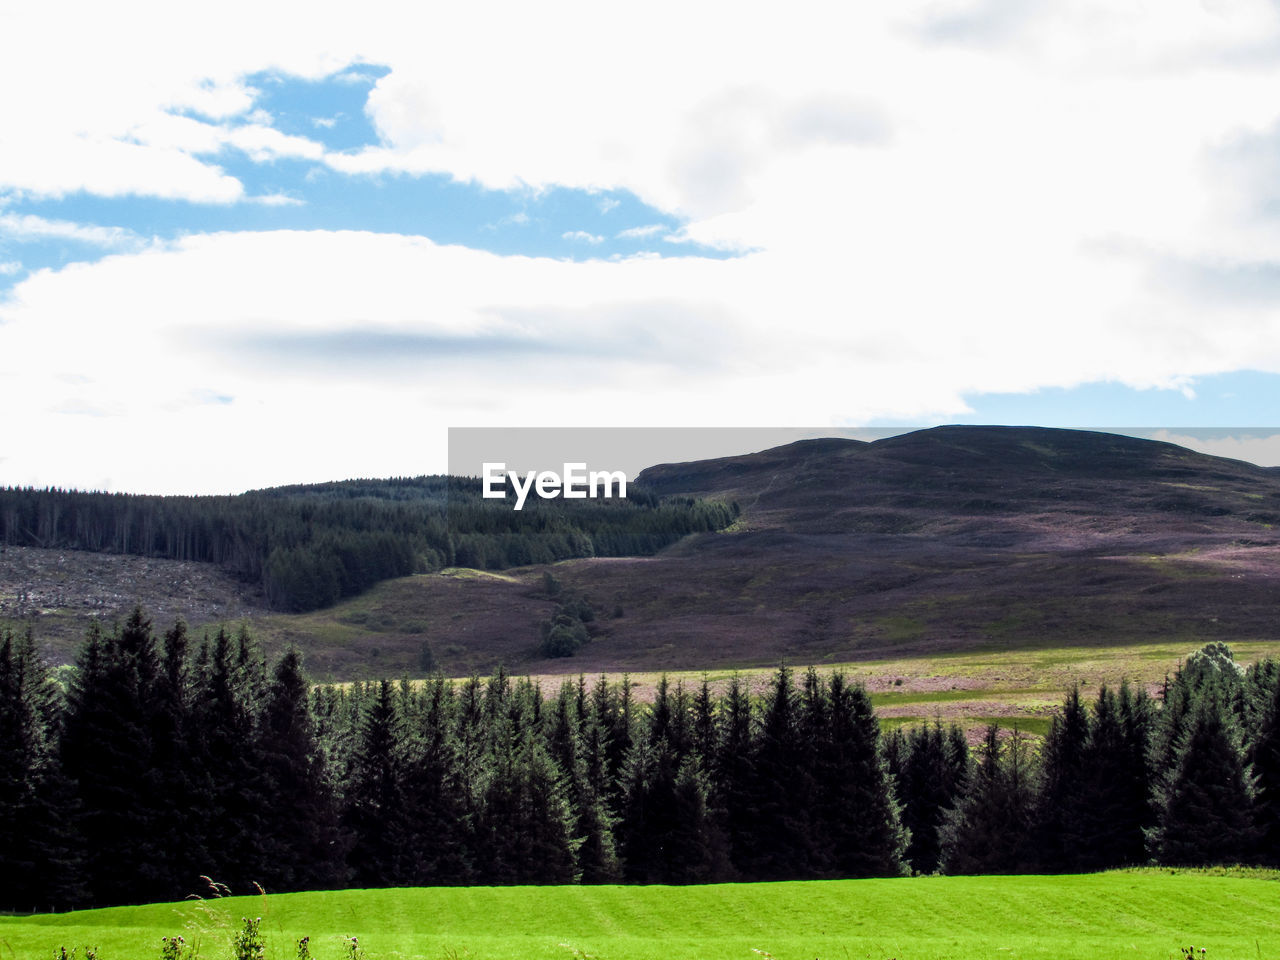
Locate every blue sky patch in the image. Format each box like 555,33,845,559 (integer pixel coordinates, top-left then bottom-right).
949,371,1280,429
239,65,391,152
0,66,730,299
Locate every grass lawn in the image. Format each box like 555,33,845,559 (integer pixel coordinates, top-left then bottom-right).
3,869,1278,960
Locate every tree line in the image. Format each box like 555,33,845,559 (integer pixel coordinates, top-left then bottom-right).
0,481,737,612
3,615,1278,912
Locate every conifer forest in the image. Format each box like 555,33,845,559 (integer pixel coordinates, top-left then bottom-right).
2,609,1276,912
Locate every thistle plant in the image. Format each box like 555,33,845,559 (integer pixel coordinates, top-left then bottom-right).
231,918,265,960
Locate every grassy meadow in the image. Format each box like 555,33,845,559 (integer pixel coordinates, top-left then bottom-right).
514,637,1280,740
4,870,1278,960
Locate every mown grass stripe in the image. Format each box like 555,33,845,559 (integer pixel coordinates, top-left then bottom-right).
2,870,1277,960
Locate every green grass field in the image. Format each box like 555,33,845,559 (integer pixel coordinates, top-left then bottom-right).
4,870,1278,960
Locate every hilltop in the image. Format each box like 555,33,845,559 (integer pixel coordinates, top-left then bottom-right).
3,425,1279,677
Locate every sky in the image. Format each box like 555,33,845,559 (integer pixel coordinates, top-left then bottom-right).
3,1,1280,493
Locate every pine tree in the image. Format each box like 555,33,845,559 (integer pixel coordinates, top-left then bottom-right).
1250,665,1280,864
616,732,677,882
255,648,346,891
669,754,731,882
140,620,212,900
813,673,907,878
402,674,473,883
476,725,580,884
712,673,753,879
1150,690,1256,865
61,610,170,905
742,665,816,880
897,719,968,874
546,681,619,883
344,680,414,886
1068,682,1152,870
0,629,84,910
453,674,488,839
188,627,270,892
692,676,717,769
940,725,1037,874
799,667,834,876
1117,681,1156,861
1034,685,1090,871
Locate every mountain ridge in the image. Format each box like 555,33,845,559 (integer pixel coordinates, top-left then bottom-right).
4,425,1279,676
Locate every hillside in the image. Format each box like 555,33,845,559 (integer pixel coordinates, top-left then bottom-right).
4,425,1280,677
4,871,1278,960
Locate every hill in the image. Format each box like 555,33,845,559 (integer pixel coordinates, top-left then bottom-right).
3,870,1278,959
4,425,1280,677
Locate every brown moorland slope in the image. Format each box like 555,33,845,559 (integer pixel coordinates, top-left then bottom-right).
4,425,1279,677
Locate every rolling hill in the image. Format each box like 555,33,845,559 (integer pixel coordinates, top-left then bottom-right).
3,425,1279,678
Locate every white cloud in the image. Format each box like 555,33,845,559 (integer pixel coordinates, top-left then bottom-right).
248,193,305,207
0,261,20,276
617,224,665,239
0,214,142,249
0,3,343,201
562,230,604,244
5,2,1280,490
3,223,1280,491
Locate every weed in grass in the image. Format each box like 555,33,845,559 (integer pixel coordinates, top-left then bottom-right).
231,919,264,960
175,877,234,957
295,937,312,960
195,877,231,899
344,936,365,960
159,935,196,960
1182,949,1207,959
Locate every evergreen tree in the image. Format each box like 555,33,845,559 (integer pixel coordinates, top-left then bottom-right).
476,725,579,884
146,619,207,899
1250,664,1280,864
1241,659,1279,741
897,719,968,875
61,610,170,905
616,732,678,882
799,667,834,877
1150,690,1256,865
402,674,473,883
940,725,1037,874
591,674,633,810
188,627,270,892
1034,685,1090,871
1117,681,1156,860
344,680,414,886
742,666,816,880
712,673,754,879
453,674,489,836
547,681,619,883
812,673,907,878
1070,682,1152,870
0,629,84,910
256,648,347,891
668,754,731,882
692,676,717,769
